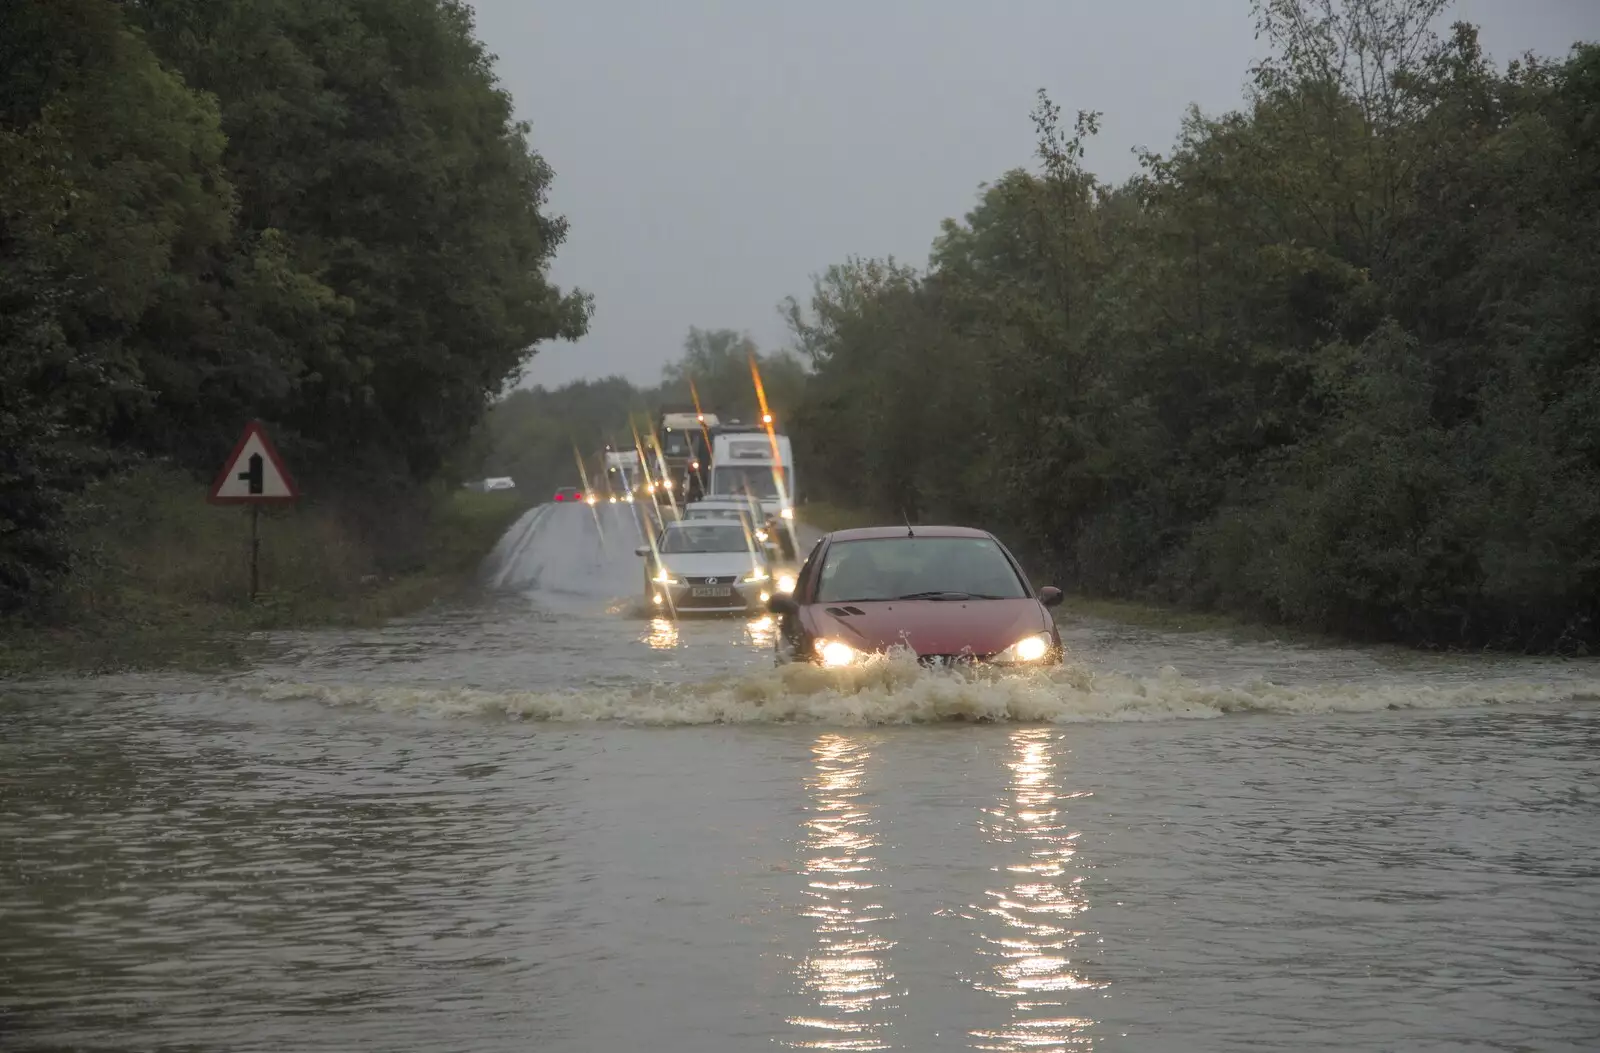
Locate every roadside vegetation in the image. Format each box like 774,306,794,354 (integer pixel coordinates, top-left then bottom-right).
1,0,585,666
0,470,529,676
785,1,1599,654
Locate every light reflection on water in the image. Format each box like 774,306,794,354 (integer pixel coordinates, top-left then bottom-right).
640,614,775,652
968,728,1102,1051
745,614,777,649
785,733,897,1051
644,616,679,649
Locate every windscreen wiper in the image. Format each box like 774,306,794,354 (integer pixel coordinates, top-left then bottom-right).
894,590,973,600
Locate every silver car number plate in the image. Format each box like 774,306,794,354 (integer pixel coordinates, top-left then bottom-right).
691,586,732,598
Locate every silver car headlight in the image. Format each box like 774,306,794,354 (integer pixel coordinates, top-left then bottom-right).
743,568,769,583
653,568,681,585
990,631,1053,664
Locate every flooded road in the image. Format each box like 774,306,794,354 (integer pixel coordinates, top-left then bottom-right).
4,502,1599,1051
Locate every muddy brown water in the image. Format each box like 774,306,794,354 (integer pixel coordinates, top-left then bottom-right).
3,502,1598,1051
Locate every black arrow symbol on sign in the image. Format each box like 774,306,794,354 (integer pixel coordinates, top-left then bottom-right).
238,453,264,495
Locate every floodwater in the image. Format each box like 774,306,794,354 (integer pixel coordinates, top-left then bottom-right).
3,502,1599,1052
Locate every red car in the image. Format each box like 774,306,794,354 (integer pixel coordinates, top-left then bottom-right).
766,525,1064,668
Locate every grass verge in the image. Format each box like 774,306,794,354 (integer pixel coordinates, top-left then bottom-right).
0,467,531,678
797,501,882,534
1051,593,1337,647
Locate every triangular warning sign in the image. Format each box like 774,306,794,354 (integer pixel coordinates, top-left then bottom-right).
208,420,300,504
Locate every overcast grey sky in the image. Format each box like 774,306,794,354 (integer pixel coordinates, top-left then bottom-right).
467,0,1598,390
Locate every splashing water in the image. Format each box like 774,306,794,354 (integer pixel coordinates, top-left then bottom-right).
237,647,1600,727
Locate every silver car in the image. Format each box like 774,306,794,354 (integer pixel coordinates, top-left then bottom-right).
636,518,773,615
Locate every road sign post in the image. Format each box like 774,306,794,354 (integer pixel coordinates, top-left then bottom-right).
208,420,300,601
250,503,261,600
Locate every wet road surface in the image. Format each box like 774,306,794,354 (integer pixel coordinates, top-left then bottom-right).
3,502,1599,1051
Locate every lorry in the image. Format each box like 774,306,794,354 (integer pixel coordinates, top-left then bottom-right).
654,408,718,501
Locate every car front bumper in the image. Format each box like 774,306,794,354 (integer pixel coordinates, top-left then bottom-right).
652,580,770,614
789,646,1063,668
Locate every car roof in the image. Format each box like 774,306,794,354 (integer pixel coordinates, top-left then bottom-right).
665,516,745,528
824,525,996,541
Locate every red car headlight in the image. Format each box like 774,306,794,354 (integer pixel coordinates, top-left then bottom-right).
990,632,1053,664
813,638,861,667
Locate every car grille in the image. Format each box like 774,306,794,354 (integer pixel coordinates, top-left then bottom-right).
916,653,989,668
683,575,737,586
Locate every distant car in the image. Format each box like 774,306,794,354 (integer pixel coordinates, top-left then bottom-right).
642,475,679,504
766,525,1064,667
552,486,584,502
636,518,773,615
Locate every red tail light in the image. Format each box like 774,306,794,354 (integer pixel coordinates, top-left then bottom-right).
553,493,564,501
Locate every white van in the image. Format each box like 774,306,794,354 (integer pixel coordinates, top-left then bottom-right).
709,431,794,523
604,449,643,496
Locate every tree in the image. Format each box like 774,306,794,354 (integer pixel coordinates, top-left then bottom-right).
130,0,592,483
1,0,592,610
0,0,236,609
658,326,806,423
784,1,1599,650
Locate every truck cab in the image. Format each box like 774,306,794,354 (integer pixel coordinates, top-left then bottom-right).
603,449,643,499
656,410,717,500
